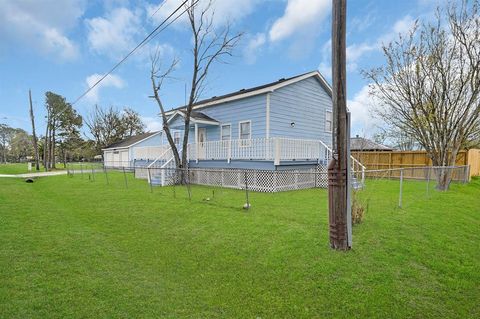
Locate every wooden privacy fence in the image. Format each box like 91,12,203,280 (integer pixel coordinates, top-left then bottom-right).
352,149,480,178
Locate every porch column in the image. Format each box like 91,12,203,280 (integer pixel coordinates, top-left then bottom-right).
195,123,199,163
274,137,281,165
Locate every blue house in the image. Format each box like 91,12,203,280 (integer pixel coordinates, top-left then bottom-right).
148,71,333,166
130,71,364,190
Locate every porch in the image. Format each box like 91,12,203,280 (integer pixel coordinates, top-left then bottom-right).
133,137,333,166
188,137,331,165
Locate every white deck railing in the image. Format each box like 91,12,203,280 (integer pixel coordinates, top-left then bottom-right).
188,137,331,164
134,137,365,185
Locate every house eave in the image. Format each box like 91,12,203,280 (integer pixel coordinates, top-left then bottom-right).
163,71,331,116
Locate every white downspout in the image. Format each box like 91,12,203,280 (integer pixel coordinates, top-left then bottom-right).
266,92,271,139
194,123,199,163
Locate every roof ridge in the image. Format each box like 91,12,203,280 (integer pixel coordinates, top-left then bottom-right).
166,70,325,113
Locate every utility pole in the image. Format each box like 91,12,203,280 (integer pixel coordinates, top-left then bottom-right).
328,0,350,250
29,90,40,171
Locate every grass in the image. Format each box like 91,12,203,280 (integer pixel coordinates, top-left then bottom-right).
0,162,102,175
0,163,39,175
0,172,479,318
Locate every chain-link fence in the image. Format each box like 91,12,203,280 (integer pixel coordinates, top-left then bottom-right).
357,165,470,210
65,162,470,211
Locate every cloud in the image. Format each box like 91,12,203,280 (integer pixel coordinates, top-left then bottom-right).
347,84,383,134
141,116,163,132
345,15,415,70
0,0,84,60
243,33,266,64
269,0,331,42
318,39,332,79
147,0,260,28
86,7,143,60
85,74,125,103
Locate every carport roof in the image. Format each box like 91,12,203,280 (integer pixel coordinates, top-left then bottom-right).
103,131,160,150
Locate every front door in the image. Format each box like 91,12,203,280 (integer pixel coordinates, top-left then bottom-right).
198,128,207,159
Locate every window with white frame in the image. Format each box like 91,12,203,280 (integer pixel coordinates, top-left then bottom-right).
239,121,251,146
221,124,231,141
174,131,181,145
239,121,251,139
325,110,333,132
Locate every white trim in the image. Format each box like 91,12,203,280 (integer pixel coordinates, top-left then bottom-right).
101,131,162,151
166,110,219,126
325,109,333,133
265,93,271,139
165,71,331,115
220,123,232,140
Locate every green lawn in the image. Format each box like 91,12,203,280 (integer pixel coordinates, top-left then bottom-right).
0,162,102,175
0,163,38,174
0,173,479,318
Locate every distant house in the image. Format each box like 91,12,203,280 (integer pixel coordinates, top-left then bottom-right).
103,132,162,168
350,135,393,152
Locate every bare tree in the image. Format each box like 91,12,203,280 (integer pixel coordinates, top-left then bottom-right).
363,0,480,190
150,0,242,170
86,105,145,154
150,51,181,167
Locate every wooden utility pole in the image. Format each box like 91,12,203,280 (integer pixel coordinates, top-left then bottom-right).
328,0,350,250
28,90,40,171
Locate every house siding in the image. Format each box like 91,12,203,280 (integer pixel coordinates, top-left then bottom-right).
166,94,267,144
269,77,332,145
128,133,163,161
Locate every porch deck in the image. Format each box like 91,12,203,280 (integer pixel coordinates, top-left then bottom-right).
133,137,332,165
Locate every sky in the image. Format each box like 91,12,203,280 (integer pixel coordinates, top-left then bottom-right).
0,0,445,138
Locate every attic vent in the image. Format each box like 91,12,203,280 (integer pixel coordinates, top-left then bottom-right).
211,96,217,98
239,88,246,92
278,78,286,81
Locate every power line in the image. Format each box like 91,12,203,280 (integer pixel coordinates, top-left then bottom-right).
71,0,194,106
46,0,198,128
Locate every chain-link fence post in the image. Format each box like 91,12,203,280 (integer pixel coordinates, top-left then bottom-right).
80,163,84,179
398,168,404,208
123,167,128,189
103,166,109,185
147,167,153,193
91,165,95,181
426,167,430,198
244,171,250,210
186,168,192,201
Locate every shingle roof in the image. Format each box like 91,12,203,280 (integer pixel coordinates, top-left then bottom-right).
103,132,159,150
167,70,330,113
350,136,393,151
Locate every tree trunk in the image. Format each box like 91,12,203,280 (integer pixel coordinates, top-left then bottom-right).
51,128,56,169
29,90,40,171
44,111,50,171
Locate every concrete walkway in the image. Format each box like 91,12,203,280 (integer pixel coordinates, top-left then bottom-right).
0,171,68,178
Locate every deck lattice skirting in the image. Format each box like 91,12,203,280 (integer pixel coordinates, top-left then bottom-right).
144,165,329,192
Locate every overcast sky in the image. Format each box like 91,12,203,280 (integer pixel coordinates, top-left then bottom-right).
0,0,444,137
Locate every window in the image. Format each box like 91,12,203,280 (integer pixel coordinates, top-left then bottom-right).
221,124,231,141
325,110,333,132
174,131,181,145
239,121,251,139
239,121,251,146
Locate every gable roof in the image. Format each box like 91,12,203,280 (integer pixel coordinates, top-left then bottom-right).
103,131,160,150
167,110,219,126
165,70,331,114
350,136,393,151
